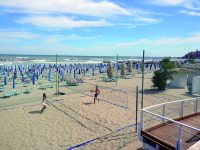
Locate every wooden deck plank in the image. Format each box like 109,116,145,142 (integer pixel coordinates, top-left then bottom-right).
142,113,200,150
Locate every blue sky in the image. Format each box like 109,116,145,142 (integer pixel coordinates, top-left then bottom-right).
0,0,200,57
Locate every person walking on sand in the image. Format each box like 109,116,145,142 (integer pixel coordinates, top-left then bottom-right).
91,85,100,104
41,93,47,112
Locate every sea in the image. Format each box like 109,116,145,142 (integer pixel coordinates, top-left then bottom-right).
0,54,178,65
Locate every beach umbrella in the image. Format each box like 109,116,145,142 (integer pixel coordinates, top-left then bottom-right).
32,74,35,85
150,64,152,70
12,77,15,89
48,71,51,81
70,68,72,74
74,69,76,78
78,68,81,75
14,71,17,79
21,73,24,82
36,72,39,80
4,76,7,86
154,64,157,69
8,70,10,77
92,68,95,76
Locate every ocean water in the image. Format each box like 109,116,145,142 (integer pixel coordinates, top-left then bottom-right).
0,54,164,65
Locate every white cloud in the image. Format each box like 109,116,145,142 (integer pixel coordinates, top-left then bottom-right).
180,10,200,16
147,0,200,10
116,33,200,47
0,30,38,39
65,34,102,40
149,0,185,6
134,17,161,24
16,16,112,29
0,0,131,17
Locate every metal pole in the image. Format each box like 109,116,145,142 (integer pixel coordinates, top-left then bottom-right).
141,50,145,109
56,54,58,94
116,54,118,86
57,55,60,94
136,86,139,132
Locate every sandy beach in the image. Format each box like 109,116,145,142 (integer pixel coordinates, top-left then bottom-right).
0,71,197,150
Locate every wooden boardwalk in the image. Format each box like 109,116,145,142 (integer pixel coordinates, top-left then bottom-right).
141,112,200,150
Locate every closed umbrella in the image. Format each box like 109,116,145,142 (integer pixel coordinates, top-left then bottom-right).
12,77,15,89
4,76,7,86
32,74,35,85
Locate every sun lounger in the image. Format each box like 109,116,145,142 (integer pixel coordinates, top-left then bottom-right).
12,90,21,96
39,85,47,90
23,88,32,94
1,92,13,98
64,81,78,86
104,77,118,82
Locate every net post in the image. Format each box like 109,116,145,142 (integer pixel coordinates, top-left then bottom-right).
135,86,139,132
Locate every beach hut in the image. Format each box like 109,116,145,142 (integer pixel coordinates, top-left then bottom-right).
169,68,192,89
181,62,200,94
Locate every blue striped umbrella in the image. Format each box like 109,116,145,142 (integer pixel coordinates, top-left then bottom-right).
12,77,15,89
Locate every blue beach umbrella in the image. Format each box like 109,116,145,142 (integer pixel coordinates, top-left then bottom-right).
14,71,17,79
32,74,35,85
36,72,39,80
84,68,86,76
74,69,76,78
48,71,51,81
92,68,95,76
70,68,72,74
4,76,7,86
154,64,157,69
150,64,152,70
12,77,15,89
78,68,81,75
21,73,24,82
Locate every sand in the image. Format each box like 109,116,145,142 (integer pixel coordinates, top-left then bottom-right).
0,72,198,150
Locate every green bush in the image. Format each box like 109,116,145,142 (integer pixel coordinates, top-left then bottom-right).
107,62,114,79
152,58,176,90
152,70,168,90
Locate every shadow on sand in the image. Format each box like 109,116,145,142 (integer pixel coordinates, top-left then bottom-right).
29,110,42,114
82,102,93,105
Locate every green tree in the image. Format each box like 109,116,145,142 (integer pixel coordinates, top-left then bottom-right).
121,62,125,78
107,62,114,79
152,58,176,90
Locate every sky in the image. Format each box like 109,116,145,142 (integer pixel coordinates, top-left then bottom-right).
0,0,200,57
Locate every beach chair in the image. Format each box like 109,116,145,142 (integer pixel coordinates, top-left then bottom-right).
64,81,78,86
123,75,132,79
39,85,47,90
1,92,13,98
0,87,4,92
12,90,21,96
104,77,118,82
48,83,54,88
23,88,32,94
